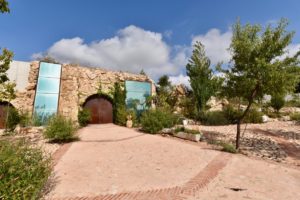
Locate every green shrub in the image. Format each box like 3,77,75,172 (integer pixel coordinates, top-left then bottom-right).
19,110,31,127
285,96,300,107
5,106,20,131
175,126,185,133
202,111,230,125
43,115,77,142
32,112,45,126
141,109,177,134
113,82,127,126
78,108,91,127
244,108,263,123
220,142,237,153
0,139,51,199
290,112,300,121
223,104,240,123
174,127,200,134
270,94,285,113
266,111,282,118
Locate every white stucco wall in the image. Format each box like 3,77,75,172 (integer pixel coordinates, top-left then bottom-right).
7,60,31,92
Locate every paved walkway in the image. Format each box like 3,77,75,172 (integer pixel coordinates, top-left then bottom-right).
46,124,300,200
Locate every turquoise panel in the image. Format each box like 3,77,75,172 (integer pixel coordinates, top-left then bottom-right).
33,62,62,122
34,93,59,113
125,81,151,111
36,77,60,93
39,62,61,78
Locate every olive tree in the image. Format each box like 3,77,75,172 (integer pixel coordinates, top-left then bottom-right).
220,19,300,149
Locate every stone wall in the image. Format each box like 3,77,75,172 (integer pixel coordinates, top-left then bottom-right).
11,61,39,112
12,62,156,122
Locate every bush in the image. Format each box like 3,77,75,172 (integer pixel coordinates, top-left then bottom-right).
201,111,230,125
113,82,127,126
5,106,20,131
223,104,240,123
270,94,285,113
19,110,31,127
0,139,51,199
244,108,263,123
290,112,300,121
78,108,91,127
220,142,237,153
141,109,177,134
43,115,77,142
174,127,200,134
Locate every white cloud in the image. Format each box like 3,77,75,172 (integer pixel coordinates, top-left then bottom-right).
286,44,300,57
169,74,190,87
36,25,184,79
192,29,232,65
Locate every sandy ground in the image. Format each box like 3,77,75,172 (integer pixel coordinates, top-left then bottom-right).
197,155,300,200
46,124,219,198
45,123,300,200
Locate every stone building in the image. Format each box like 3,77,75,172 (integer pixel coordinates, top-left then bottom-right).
0,61,155,127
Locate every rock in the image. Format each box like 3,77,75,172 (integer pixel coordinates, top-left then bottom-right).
161,128,173,134
262,115,270,123
14,125,21,134
280,116,291,121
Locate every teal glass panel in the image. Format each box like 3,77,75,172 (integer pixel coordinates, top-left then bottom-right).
34,62,62,123
34,93,59,112
125,80,151,92
36,77,60,93
39,62,61,78
125,81,151,112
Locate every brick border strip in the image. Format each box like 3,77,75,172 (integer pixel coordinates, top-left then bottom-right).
49,153,232,200
51,143,73,167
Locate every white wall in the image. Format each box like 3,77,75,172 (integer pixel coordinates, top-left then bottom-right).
7,60,31,92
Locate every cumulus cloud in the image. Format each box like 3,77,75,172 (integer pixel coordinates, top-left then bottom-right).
34,25,298,85
286,44,300,57
36,25,185,79
169,74,190,87
192,29,232,65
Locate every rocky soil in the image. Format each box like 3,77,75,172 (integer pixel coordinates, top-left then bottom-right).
0,126,61,156
197,121,300,166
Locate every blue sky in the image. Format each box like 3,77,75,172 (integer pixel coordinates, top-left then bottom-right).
1,0,300,82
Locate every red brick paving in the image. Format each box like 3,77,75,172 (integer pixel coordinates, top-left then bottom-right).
49,153,232,200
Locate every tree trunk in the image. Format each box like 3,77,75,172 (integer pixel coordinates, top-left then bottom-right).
236,120,241,149
235,84,259,150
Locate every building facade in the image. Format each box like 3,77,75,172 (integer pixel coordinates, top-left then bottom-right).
1,61,155,127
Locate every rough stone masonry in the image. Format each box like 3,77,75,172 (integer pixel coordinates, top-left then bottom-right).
11,61,156,122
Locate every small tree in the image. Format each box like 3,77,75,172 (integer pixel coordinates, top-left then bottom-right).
113,82,127,125
139,69,147,76
154,75,177,110
0,48,16,130
186,41,221,113
220,19,300,149
270,94,285,113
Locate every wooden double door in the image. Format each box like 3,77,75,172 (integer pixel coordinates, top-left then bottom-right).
83,96,113,124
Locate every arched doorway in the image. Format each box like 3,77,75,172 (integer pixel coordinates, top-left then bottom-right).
0,102,14,129
83,95,113,124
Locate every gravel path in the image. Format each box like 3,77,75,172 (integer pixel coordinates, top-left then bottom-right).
198,121,300,165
